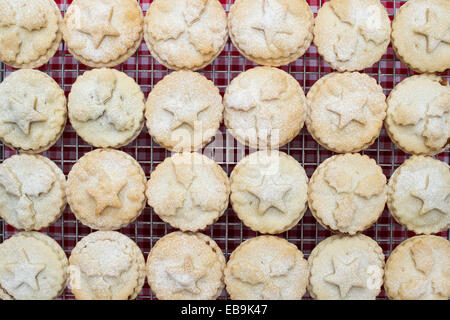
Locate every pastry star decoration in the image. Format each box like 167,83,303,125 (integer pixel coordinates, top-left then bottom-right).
166,256,206,294
326,85,368,129
410,174,450,216
0,1,16,28
324,256,366,298
414,8,450,53
0,0,47,31
86,167,127,215
162,94,210,130
251,0,293,52
0,30,21,61
75,1,120,49
93,276,115,299
5,249,46,291
2,96,47,135
0,2,47,59
246,173,291,215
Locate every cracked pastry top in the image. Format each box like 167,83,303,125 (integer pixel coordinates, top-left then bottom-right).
145,70,223,152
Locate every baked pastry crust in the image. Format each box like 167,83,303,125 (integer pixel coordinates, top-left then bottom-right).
230,150,308,234
313,0,391,71
144,0,228,70
306,72,387,153
0,154,66,231
384,235,450,300
66,148,146,231
68,68,145,148
145,71,223,152
0,231,68,300
224,66,306,150
391,0,450,73
146,231,225,300
224,236,308,300
62,0,143,68
308,153,387,235
68,231,145,300
308,234,385,300
385,74,449,155
0,69,67,153
146,152,230,232
228,0,314,66
0,0,63,69
387,156,450,234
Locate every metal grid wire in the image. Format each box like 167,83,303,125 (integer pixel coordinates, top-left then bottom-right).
0,0,449,300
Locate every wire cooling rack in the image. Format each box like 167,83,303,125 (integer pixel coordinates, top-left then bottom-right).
0,0,449,300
